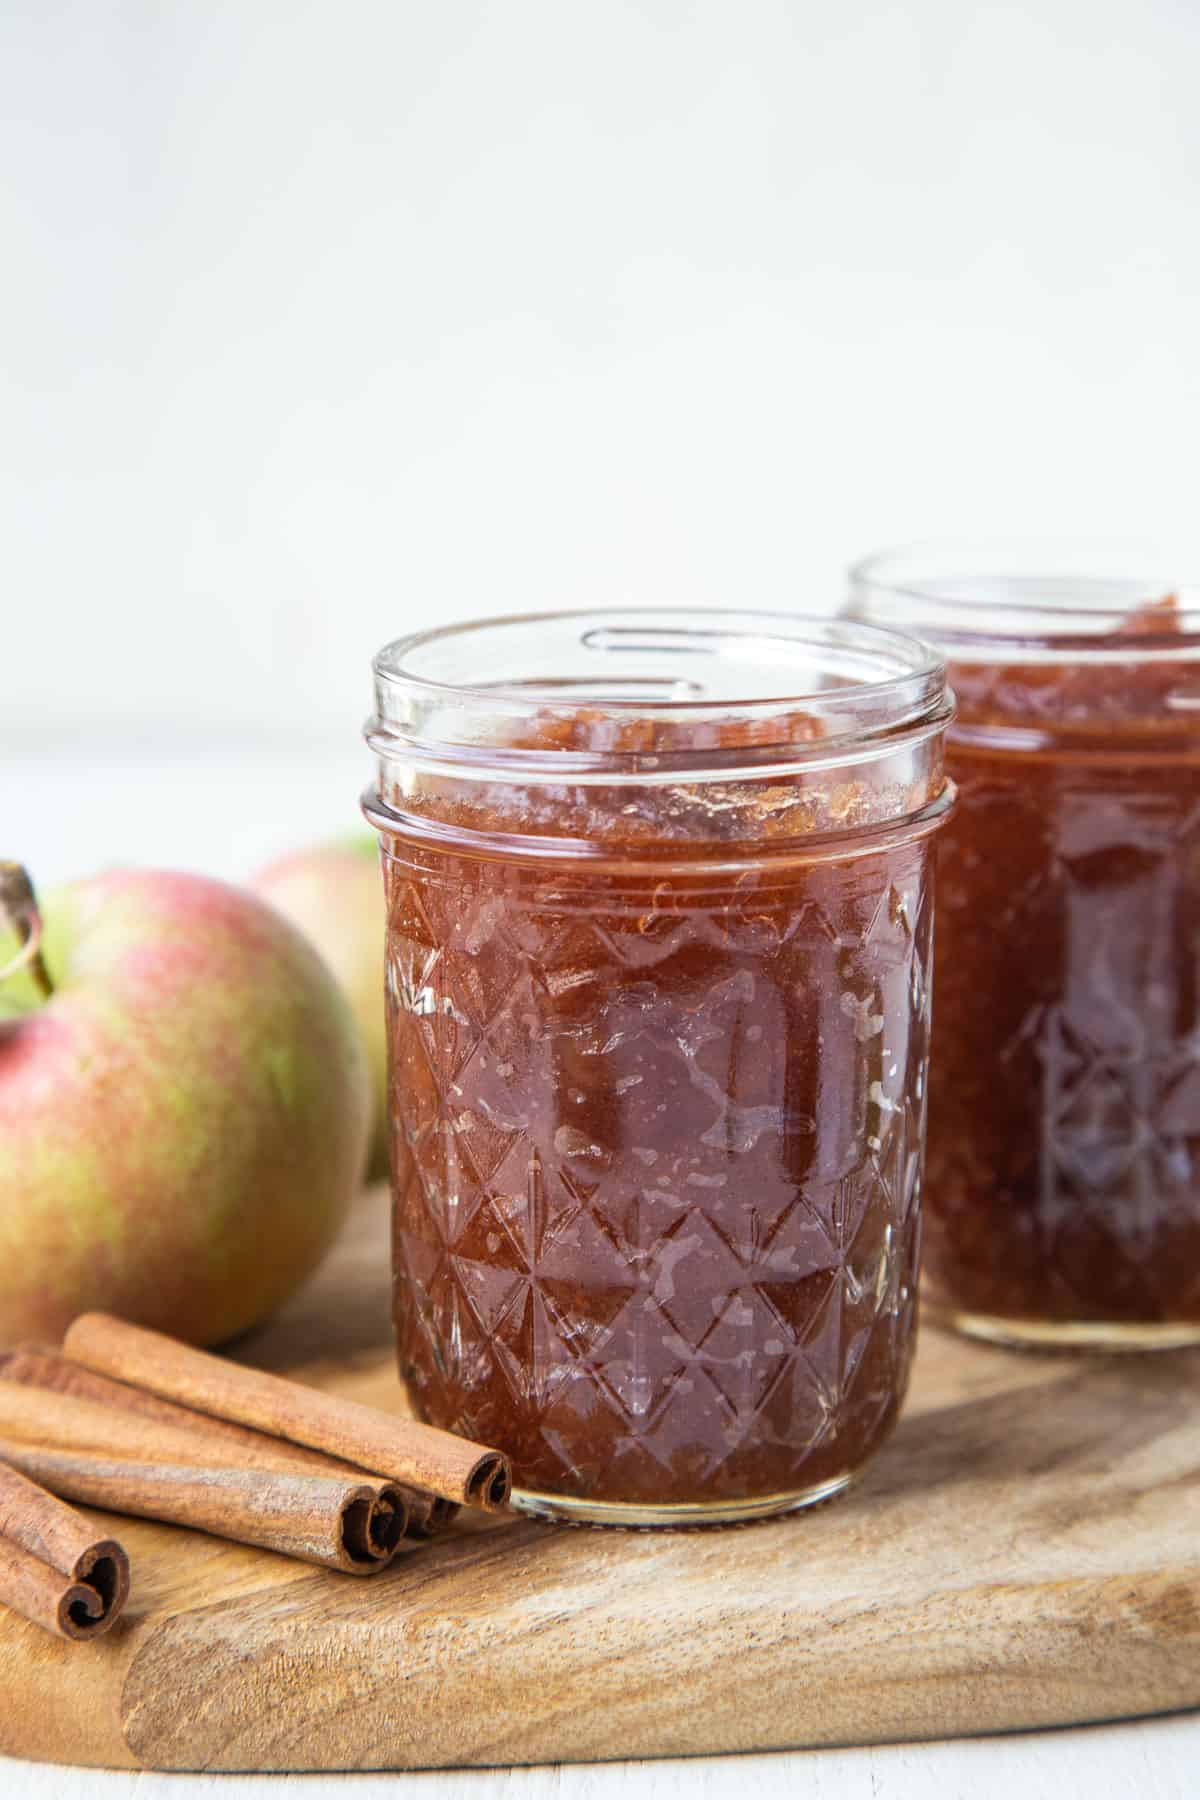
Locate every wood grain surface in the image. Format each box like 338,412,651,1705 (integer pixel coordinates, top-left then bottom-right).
0,1186,1196,1774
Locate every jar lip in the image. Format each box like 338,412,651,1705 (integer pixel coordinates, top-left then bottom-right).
849,541,1200,651
370,608,947,768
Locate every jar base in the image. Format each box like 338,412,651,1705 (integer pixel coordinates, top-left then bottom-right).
508,1471,854,1529
927,1305,1200,1354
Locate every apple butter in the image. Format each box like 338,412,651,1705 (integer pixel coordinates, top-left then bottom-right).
850,549,1200,1348
365,612,952,1522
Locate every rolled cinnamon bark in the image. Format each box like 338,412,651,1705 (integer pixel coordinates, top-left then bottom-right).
63,1315,512,1511
0,1444,400,1575
0,1460,129,1640
0,1384,404,1574
0,1348,450,1538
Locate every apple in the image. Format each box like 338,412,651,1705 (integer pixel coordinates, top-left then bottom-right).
0,864,371,1347
252,839,389,1177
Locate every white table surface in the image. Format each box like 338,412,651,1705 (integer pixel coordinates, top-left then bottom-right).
3,736,1197,1800
4,1714,1199,1800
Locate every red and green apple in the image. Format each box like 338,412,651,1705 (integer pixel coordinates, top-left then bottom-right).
0,864,371,1347
252,840,389,1177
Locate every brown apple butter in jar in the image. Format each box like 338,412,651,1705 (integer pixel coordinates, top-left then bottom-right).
364,612,953,1523
850,546,1200,1350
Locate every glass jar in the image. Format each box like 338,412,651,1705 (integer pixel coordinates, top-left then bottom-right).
364,610,953,1524
849,544,1200,1351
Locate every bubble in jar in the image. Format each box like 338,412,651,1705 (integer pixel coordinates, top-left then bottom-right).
841,991,885,1040
553,1125,612,1167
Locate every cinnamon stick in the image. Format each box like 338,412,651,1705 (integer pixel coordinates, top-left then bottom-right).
0,1384,405,1575
0,1348,451,1538
0,1460,129,1640
63,1314,512,1512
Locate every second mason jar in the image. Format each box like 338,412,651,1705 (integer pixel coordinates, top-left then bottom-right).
364,610,953,1524
851,544,1200,1351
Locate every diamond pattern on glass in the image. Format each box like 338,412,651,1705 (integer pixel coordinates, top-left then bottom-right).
925,761,1200,1324
384,845,932,1505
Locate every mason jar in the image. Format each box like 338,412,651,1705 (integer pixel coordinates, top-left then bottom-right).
364,610,953,1524
849,544,1200,1350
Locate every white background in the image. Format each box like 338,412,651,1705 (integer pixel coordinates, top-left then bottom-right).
3,3,1199,1794
4,0,1200,752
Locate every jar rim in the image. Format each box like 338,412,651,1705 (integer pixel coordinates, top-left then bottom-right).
849,541,1200,653
369,607,948,774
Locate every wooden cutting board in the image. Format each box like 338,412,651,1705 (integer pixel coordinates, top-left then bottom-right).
0,1187,1197,1774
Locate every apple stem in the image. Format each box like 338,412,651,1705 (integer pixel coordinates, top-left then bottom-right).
0,862,54,998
